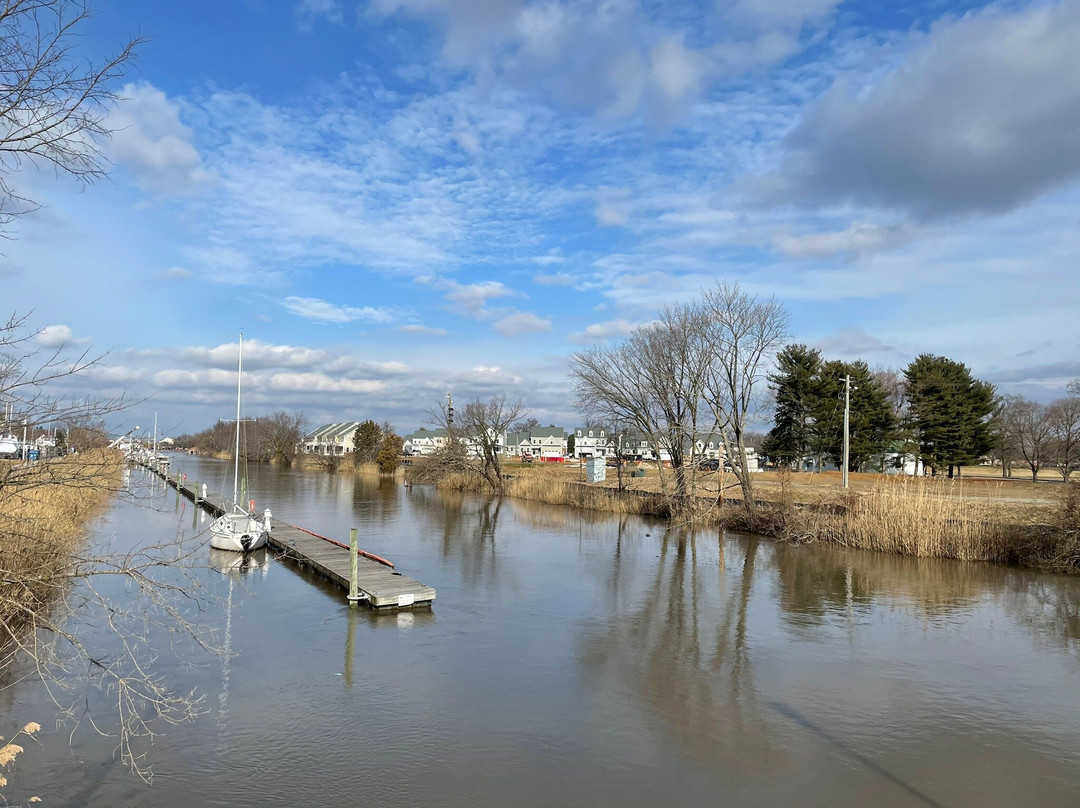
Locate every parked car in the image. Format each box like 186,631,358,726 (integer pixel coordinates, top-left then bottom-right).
697,458,720,471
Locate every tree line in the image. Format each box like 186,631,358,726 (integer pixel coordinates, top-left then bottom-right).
762,346,1080,481
177,411,309,466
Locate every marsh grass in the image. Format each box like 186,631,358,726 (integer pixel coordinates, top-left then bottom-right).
0,450,123,642
410,456,1080,572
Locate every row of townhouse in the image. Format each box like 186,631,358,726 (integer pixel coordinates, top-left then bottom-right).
573,427,760,471
302,422,363,456
402,426,570,460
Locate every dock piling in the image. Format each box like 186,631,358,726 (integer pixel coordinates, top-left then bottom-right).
348,528,361,603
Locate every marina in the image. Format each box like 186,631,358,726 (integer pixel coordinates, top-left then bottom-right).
141,458,435,609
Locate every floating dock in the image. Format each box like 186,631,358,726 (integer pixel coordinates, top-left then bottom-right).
143,462,435,609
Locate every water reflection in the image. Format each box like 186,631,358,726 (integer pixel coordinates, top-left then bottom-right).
62,456,1078,808
581,529,774,770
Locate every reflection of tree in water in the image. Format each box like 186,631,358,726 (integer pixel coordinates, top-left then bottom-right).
350,475,402,524
405,486,506,585
997,571,1080,654
770,541,991,629
580,528,777,770
769,539,1080,655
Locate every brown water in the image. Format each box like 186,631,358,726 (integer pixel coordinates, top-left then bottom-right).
4,457,1079,807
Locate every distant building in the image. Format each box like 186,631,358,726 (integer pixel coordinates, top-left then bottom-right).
402,428,450,456
573,427,616,458
302,422,363,456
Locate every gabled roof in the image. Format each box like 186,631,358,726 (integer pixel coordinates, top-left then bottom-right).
405,428,449,440
506,431,531,446
305,422,362,442
530,426,565,439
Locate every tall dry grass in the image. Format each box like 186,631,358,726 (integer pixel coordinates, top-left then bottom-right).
0,450,123,639
409,456,1080,572
776,474,1074,567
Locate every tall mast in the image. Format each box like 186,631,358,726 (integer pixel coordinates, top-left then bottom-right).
234,334,242,505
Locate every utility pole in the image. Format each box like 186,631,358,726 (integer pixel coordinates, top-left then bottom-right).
842,374,851,489
446,392,454,431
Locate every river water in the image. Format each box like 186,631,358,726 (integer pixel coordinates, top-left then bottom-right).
4,456,1079,806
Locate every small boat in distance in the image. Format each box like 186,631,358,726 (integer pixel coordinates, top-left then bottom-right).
210,334,271,553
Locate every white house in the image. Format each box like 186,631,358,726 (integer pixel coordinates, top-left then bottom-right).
528,426,567,460
573,427,616,458
403,428,450,456
302,422,363,456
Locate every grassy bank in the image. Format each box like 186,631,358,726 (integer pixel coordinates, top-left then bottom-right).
0,450,124,644
406,458,1080,573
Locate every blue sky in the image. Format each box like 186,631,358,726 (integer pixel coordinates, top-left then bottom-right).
4,0,1080,437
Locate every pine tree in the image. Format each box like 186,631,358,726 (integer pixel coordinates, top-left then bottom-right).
809,360,896,471
352,420,382,465
903,355,996,477
763,344,821,467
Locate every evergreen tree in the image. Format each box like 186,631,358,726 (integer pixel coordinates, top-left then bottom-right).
903,355,996,477
352,419,382,465
376,431,403,474
763,344,822,467
809,360,896,471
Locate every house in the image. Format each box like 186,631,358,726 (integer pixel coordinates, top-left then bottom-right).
302,422,363,456
573,427,616,458
527,426,567,460
402,428,450,456
503,431,533,458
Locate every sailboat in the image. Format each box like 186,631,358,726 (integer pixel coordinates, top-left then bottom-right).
209,334,272,553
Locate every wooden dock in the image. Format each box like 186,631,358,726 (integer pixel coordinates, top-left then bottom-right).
143,462,435,609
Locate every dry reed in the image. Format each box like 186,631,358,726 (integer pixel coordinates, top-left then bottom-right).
0,450,123,640
409,456,1080,572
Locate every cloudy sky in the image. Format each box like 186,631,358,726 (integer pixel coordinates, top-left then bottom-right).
3,0,1079,437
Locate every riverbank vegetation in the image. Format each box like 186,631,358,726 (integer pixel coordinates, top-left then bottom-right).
406,454,1080,574
0,450,124,643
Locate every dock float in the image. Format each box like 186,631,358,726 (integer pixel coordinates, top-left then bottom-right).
142,462,435,609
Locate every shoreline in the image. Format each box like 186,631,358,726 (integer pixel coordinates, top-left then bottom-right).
177,451,1080,574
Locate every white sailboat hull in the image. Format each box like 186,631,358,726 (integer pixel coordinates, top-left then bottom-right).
209,511,269,553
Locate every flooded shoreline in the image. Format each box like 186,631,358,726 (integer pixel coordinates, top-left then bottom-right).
2,457,1077,807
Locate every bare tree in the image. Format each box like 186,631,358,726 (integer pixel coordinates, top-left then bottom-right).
1,313,133,498
700,283,790,522
421,395,525,493
0,315,211,782
0,0,142,233
1047,394,1080,481
991,394,1025,478
1011,398,1053,482
252,410,307,466
459,396,525,493
572,303,712,513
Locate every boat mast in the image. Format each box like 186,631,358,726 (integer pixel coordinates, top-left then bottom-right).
234,334,242,506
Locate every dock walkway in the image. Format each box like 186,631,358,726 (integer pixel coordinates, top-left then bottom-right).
144,462,435,609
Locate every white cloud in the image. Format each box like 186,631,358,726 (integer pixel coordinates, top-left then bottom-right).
774,223,914,259
397,324,449,336
568,318,640,344
269,372,386,394
296,0,344,29
37,324,75,348
428,278,519,318
493,310,552,336
532,250,566,266
768,1,1080,219
110,83,211,195
369,0,835,122
154,368,239,389
182,339,326,370
533,271,575,286
595,186,632,226
283,296,399,324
